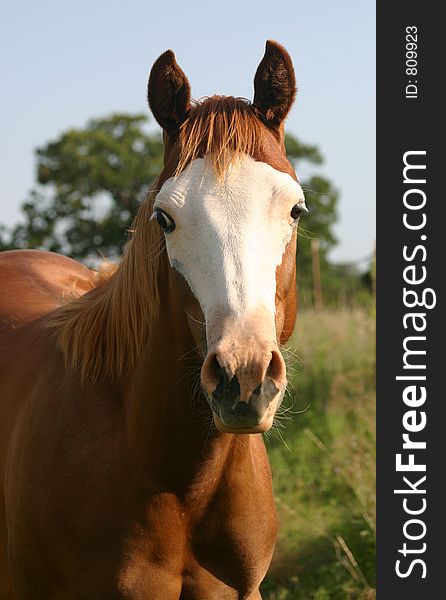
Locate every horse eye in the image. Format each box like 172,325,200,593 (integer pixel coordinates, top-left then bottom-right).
290,204,303,220
154,210,175,233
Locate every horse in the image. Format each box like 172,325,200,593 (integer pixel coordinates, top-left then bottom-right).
0,40,305,599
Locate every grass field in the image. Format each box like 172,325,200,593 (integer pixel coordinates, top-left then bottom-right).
261,307,375,599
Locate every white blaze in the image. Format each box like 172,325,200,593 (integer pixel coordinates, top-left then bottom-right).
154,156,305,334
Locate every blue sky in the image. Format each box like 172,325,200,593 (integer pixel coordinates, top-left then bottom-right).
0,0,375,262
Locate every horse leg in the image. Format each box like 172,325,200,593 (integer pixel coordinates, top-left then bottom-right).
0,496,17,599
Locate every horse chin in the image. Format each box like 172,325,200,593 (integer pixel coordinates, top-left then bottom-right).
204,385,285,434
212,411,275,434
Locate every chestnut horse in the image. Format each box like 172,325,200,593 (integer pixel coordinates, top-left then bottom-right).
0,41,305,599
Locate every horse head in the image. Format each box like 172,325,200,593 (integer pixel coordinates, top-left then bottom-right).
147,41,305,433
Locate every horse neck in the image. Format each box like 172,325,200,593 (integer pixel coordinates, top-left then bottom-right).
122,266,254,492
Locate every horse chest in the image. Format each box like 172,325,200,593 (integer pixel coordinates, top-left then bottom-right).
120,487,276,599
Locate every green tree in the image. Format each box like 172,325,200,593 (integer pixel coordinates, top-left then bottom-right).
1,113,344,304
5,114,163,258
284,136,339,304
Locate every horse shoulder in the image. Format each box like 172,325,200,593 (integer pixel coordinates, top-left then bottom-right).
0,249,95,328
0,249,95,489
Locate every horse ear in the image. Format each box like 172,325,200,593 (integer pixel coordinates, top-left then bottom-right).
253,40,296,127
148,50,191,134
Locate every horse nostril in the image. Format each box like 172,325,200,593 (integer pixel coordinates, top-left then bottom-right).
214,369,240,406
209,354,222,386
201,352,225,394
267,349,286,383
201,352,240,404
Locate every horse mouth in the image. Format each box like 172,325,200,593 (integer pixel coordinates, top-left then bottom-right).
202,384,285,434
212,411,275,434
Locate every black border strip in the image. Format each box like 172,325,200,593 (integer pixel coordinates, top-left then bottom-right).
377,3,443,596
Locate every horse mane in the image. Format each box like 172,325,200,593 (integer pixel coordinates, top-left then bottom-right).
177,96,266,178
47,194,163,382
48,96,267,381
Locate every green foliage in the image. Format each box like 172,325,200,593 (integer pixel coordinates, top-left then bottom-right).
285,134,371,308
295,176,340,306
261,307,376,599
5,114,163,257
284,135,340,298
284,135,323,165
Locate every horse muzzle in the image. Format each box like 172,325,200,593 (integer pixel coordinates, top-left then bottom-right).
201,343,286,433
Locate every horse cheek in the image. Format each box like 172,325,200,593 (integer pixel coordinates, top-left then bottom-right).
275,235,297,345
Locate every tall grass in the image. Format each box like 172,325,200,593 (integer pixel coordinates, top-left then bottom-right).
262,307,375,599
